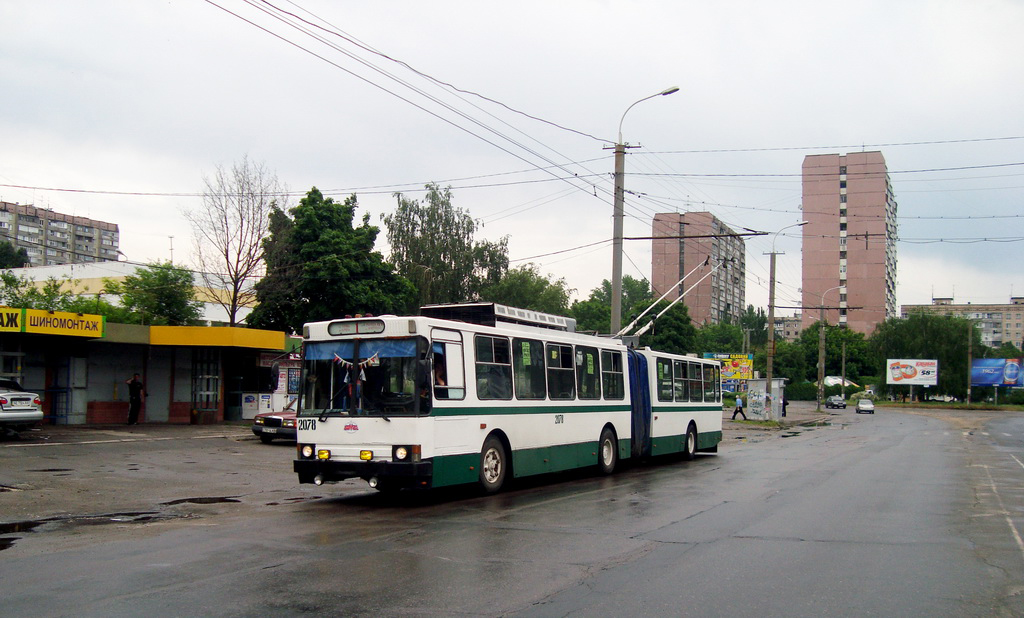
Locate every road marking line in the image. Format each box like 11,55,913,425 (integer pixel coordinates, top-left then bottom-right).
1012,454,1024,471
982,462,1024,563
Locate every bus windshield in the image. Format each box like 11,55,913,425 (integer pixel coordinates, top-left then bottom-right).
299,337,429,418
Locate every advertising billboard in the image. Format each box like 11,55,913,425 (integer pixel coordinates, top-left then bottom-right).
885,359,938,386
704,353,754,393
971,358,1024,387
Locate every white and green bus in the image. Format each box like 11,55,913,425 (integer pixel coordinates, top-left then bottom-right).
293,303,722,493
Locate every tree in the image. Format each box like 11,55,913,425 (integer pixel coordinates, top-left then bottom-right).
103,262,203,326
186,156,284,326
694,322,743,355
0,241,29,269
637,301,697,355
739,305,768,348
868,312,975,399
385,183,508,305
571,276,653,334
478,264,573,314
247,188,417,333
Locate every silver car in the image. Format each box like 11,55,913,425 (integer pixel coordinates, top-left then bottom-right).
855,398,875,414
0,379,43,434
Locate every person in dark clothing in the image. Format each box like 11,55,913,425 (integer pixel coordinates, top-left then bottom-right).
126,373,146,425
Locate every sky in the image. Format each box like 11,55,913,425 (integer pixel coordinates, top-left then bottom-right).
2,0,1023,320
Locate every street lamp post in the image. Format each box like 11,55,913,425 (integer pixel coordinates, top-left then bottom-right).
816,285,842,412
764,220,808,418
611,86,679,335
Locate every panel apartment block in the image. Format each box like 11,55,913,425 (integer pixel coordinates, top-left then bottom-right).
801,152,897,335
0,202,120,266
652,211,745,326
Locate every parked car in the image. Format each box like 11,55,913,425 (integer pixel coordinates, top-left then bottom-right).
0,379,43,435
855,398,875,414
252,409,297,443
825,395,847,409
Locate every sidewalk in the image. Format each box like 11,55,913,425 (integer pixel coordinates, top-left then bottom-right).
723,399,833,429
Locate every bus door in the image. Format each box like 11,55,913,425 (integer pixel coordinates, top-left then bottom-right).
627,349,652,458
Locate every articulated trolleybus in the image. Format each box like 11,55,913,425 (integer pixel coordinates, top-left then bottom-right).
294,303,722,493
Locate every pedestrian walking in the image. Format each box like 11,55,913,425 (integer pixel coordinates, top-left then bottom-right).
126,373,146,425
782,397,789,417
732,394,746,420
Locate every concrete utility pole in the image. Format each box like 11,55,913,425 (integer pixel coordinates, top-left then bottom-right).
816,285,842,412
765,220,808,413
610,86,679,335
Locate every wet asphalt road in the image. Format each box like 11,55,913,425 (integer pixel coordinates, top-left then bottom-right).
2,406,1023,617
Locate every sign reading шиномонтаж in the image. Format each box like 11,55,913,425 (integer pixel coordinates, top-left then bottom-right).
0,307,105,337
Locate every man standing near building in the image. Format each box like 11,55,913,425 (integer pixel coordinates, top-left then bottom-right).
126,373,146,425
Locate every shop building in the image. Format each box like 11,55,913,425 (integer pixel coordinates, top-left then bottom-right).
0,306,290,425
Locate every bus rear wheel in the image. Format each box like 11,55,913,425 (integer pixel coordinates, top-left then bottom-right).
479,436,507,494
598,427,617,475
683,423,698,460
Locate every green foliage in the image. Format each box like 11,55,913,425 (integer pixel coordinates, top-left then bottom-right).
478,263,573,314
385,183,508,305
0,273,74,310
0,241,29,269
570,276,652,334
248,188,417,333
796,321,872,382
739,305,768,348
637,301,696,355
772,339,809,384
869,312,975,399
104,262,203,326
694,322,743,355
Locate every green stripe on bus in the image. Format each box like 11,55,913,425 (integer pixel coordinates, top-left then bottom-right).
429,437,634,488
651,431,722,456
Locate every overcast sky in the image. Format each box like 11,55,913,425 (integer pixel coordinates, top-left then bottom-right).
2,1,1023,318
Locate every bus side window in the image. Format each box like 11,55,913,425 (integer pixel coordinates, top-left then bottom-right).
687,361,703,402
576,345,600,400
433,342,465,400
546,343,575,400
513,338,546,400
601,350,625,400
673,360,688,402
475,335,512,400
656,358,673,401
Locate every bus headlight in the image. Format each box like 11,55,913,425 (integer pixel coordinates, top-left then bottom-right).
300,444,314,458
394,446,408,461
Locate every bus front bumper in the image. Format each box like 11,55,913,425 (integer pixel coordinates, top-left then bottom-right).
294,458,433,488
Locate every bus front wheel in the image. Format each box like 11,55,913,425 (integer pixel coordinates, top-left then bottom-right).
598,427,617,475
479,436,507,494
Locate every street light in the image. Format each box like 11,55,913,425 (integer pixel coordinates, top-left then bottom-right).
816,285,842,412
764,220,808,418
611,86,680,335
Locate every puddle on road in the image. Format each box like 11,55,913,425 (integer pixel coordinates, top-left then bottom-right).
0,511,168,551
26,468,74,473
161,496,241,506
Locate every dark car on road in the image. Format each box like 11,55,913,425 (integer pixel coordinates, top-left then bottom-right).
252,410,297,443
0,378,43,436
825,395,847,409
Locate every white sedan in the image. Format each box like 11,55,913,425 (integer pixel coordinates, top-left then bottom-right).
855,398,875,414
0,379,43,435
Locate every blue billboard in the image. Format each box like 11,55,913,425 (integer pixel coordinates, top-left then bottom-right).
971,358,1024,387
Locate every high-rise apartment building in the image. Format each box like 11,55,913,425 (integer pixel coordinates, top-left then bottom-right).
651,211,746,326
801,152,897,335
0,202,120,266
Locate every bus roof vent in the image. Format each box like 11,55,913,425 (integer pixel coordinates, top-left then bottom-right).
420,303,576,332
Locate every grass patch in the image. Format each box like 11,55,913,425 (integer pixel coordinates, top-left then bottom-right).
732,419,782,428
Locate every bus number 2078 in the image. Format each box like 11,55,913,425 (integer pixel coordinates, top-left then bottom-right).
298,418,317,431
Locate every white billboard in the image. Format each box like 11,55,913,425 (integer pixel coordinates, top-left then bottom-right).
886,359,938,386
